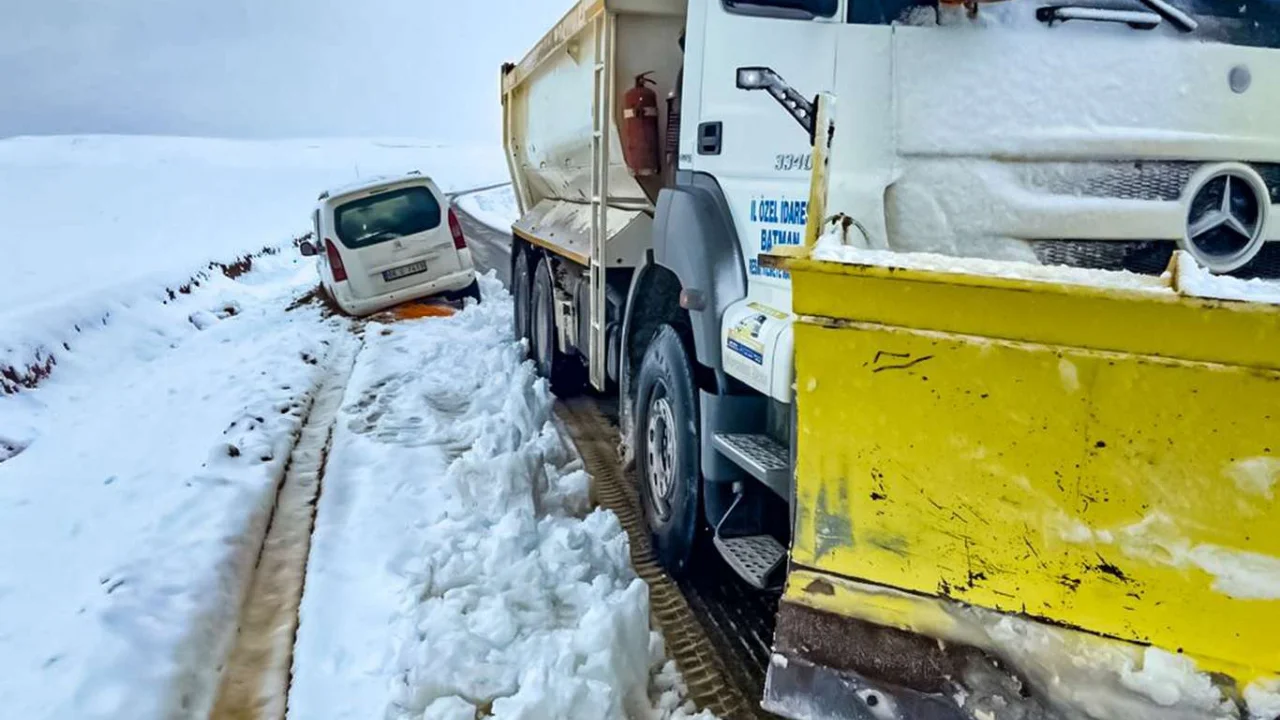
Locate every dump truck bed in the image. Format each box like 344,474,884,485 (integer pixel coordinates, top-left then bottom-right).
501,0,685,268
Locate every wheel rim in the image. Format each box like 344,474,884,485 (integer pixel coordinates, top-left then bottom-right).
645,391,677,521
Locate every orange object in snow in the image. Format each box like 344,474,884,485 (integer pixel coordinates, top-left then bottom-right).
388,302,457,320
622,72,660,177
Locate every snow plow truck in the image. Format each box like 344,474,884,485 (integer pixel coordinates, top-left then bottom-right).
501,0,1280,718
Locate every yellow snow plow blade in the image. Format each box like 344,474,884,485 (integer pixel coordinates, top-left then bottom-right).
768,257,1280,720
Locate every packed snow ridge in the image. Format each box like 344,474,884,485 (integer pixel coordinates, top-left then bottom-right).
291,274,713,720
456,184,520,233
0,251,347,718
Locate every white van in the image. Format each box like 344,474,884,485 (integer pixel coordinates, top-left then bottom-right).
301,173,479,316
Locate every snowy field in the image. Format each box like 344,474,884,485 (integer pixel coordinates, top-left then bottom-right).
0,137,711,719
0,253,342,717
456,184,520,232
0,135,508,388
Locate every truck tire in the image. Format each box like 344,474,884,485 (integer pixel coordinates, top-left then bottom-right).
531,257,584,396
635,324,701,576
513,246,533,349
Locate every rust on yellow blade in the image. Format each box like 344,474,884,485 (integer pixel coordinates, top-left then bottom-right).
787,256,1280,684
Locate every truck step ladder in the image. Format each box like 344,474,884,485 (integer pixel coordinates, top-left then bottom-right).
712,480,788,590
713,535,787,590
712,433,790,492
587,12,614,391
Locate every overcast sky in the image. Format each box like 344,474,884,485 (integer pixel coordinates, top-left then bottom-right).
0,0,566,143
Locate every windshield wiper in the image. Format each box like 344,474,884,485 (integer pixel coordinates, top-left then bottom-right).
1136,0,1197,31
1037,0,1197,32
1037,5,1162,29
357,230,401,243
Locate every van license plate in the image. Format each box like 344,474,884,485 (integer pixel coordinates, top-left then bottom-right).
383,261,428,281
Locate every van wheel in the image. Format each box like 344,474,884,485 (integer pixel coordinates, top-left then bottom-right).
635,324,701,576
462,279,482,304
446,279,482,305
531,257,584,397
512,247,533,349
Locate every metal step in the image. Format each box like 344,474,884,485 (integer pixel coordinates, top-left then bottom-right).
714,534,787,590
712,433,790,497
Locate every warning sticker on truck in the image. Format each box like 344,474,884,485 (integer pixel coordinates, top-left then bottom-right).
727,313,768,365
748,302,787,320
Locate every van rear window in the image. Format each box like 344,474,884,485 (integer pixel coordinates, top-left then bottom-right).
334,186,441,248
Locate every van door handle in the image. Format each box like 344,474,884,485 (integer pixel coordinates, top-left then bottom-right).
698,122,723,155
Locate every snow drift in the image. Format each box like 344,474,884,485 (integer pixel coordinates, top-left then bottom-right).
0,252,341,718
456,184,520,233
290,274,711,720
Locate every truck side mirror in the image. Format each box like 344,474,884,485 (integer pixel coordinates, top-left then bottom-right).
299,240,319,257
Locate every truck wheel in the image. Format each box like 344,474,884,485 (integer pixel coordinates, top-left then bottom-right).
531,257,584,396
635,324,701,576
512,247,533,349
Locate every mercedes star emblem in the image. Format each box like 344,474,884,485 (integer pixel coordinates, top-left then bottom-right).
1184,168,1267,273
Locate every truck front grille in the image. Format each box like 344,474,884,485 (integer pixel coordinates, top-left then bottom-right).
1025,161,1280,280
1032,240,1280,280
1032,240,1176,276
1028,161,1280,203
1043,162,1196,202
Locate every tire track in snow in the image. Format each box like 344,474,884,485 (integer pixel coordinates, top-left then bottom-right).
210,332,362,720
556,398,775,720
453,204,512,288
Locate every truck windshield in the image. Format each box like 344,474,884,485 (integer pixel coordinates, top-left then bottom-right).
855,0,1280,46
1186,0,1280,47
334,186,441,248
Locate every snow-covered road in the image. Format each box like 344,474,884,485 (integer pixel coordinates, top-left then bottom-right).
0,261,710,720
0,136,710,719
0,255,345,718
0,262,704,720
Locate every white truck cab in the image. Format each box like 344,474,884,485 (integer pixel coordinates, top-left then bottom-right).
503,2,1280,715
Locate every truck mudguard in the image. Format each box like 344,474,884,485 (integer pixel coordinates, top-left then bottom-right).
652,170,747,371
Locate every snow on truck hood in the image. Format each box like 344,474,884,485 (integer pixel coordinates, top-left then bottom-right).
814,231,1280,305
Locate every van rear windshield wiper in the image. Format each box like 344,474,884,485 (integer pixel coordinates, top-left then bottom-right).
1037,0,1198,32
357,230,401,243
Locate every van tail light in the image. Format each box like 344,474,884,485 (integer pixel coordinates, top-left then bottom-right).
324,239,348,282
448,208,467,250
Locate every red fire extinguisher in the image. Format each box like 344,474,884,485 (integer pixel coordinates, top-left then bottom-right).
622,72,660,177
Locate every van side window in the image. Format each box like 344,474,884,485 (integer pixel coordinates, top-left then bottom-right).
723,0,839,19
